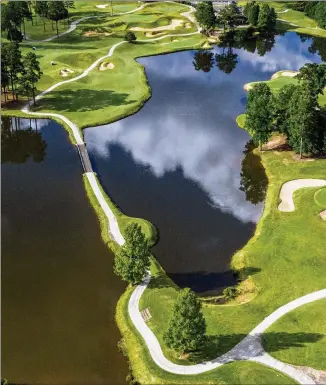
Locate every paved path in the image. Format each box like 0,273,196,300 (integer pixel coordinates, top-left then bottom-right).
278,179,326,212
19,3,325,383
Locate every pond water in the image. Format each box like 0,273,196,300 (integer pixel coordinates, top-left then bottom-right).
1,117,128,384
84,32,324,295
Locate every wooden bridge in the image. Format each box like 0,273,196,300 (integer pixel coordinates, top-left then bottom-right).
76,143,93,173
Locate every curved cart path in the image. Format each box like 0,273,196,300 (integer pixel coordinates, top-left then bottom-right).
19,3,325,383
278,179,326,212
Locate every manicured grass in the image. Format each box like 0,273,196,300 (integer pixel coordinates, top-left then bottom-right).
314,188,326,208
116,287,297,385
244,75,326,106
263,299,326,370
83,174,157,251
2,2,203,129
137,147,326,367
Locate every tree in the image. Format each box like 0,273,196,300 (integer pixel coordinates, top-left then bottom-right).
47,1,68,36
5,42,24,100
124,31,136,43
64,1,75,24
195,2,216,32
248,3,259,26
192,50,214,72
21,52,43,105
35,1,49,32
163,288,206,354
258,4,276,30
287,83,320,157
1,45,10,103
218,3,241,32
1,3,23,42
245,83,273,151
273,84,297,134
114,223,150,285
16,1,32,39
312,2,326,29
296,63,326,96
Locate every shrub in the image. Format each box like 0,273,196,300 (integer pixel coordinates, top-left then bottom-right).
223,286,238,300
124,31,136,43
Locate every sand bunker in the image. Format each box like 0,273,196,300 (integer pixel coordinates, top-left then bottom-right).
271,70,299,79
131,19,183,32
244,83,253,91
84,30,112,37
96,4,109,9
320,210,326,220
99,62,115,71
60,68,75,77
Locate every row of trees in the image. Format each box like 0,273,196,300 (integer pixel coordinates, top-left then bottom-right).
245,63,326,157
194,1,276,34
295,2,326,29
243,2,277,30
1,1,75,41
114,223,206,355
1,42,42,105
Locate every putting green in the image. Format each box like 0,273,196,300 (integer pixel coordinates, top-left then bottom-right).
314,188,326,208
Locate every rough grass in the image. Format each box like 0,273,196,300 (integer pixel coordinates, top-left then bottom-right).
262,299,326,370
116,287,297,385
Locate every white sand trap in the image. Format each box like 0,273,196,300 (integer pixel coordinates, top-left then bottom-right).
84,30,112,37
271,70,299,79
60,68,75,77
99,62,115,71
320,210,326,220
278,179,326,212
244,83,253,91
131,19,183,32
96,4,109,9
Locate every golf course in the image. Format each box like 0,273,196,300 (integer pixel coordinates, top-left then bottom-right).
2,1,326,384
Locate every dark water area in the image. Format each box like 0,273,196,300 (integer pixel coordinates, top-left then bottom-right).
1,117,128,385
84,32,324,295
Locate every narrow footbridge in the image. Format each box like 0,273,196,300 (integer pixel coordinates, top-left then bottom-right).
76,143,93,173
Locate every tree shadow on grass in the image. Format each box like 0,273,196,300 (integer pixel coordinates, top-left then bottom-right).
187,332,325,363
34,88,136,113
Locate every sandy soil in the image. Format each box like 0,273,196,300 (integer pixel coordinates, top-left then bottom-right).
131,19,183,32
99,62,115,71
60,68,75,77
84,30,112,37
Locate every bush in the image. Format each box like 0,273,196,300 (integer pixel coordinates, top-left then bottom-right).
223,286,238,300
124,31,136,43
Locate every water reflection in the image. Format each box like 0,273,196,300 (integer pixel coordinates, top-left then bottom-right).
240,141,268,205
1,117,47,164
85,32,324,294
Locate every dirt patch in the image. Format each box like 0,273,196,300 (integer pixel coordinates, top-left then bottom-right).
60,68,75,77
131,19,183,32
292,154,316,162
145,31,165,37
295,365,326,384
271,70,299,79
83,30,112,37
320,210,326,220
263,134,287,151
99,62,115,71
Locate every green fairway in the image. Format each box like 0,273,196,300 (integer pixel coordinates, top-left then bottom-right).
263,299,326,370
314,188,326,208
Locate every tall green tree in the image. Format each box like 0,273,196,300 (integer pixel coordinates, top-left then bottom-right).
218,3,241,32
245,83,273,150
296,63,326,96
248,3,260,26
4,42,24,100
1,3,23,42
258,4,276,30
287,83,320,157
163,288,206,354
114,223,150,285
195,1,216,32
273,84,297,135
20,52,43,105
35,1,49,32
192,50,214,72
16,1,32,39
64,1,75,24
47,1,68,36
1,44,10,103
